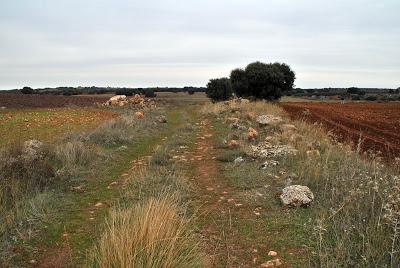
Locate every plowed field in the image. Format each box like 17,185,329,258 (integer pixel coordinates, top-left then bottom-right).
281,102,400,159
0,93,109,108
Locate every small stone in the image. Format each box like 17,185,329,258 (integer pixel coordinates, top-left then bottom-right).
29,259,37,264
256,115,283,126
234,156,244,164
71,185,85,193
227,140,240,149
248,127,259,141
94,202,104,208
134,111,144,118
156,115,167,123
268,251,278,257
280,185,314,207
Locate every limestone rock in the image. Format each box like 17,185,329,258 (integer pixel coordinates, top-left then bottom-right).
135,111,144,118
106,95,128,106
280,185,314,207
256,115,283,126
131,94,144,104
234,156,244,164
248,127,258,141
228,140,239,149
156,115,167,123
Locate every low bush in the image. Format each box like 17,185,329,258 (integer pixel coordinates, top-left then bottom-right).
206,78,233,102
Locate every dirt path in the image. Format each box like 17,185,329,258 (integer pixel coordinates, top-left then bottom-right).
190,120,272,267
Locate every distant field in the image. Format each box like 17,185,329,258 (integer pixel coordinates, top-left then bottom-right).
281,102,400,158
0,93,110,108
0,92,208,109
0,108,115,146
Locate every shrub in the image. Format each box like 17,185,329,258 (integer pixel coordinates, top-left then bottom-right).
230,68,249,98
365,95,377,101
206,78,233,102
0,143,55,210
144,89,156,98
20,87,34,94
188,89,195,95
116,89,136,96
230,61,295,101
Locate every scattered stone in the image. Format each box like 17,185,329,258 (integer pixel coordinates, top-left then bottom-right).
227,198,234,202
260,259,282,267
280,185,314,207
249,142,297,158
108,181,118,187
156,115,167,123
94,202,104,208
206,187,214,191
226,117,240,124
131,94,144,104
268,251,278,257
29,259,37,264
235,203,243,207
248,127,258,141
106,95,128,106
117,145,128,151
234,156,245,164
256,115,283,126
260,160,279,169
228,140,240,149
71,185,85,193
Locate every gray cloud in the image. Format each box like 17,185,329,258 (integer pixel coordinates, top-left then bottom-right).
0,0,399,89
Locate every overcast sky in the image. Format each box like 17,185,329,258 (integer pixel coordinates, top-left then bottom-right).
0,0,399,89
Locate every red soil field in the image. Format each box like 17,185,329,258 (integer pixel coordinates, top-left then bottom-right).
281,102,400,159
0,93,110,108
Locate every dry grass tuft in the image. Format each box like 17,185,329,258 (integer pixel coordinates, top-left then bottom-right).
88,195,202,268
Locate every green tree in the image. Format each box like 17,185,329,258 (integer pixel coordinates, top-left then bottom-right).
230,68,248,97
206,78,233,102
243,61,295,100
20,86,34,94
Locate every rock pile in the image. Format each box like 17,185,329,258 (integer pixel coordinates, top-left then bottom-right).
103,94,156,108
280,185,314,207
256,115,283,126
249,142,297,158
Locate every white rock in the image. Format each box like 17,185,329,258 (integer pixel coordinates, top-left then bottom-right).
280,185,314,207
234,156,244,164
256,115,283,126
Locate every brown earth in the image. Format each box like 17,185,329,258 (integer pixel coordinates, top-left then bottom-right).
0,93,110,108
190,120,278,267
281,102,400,159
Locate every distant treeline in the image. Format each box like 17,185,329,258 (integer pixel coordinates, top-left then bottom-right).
6,86,206,96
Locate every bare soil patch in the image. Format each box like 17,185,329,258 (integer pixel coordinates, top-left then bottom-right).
281,102,400,159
